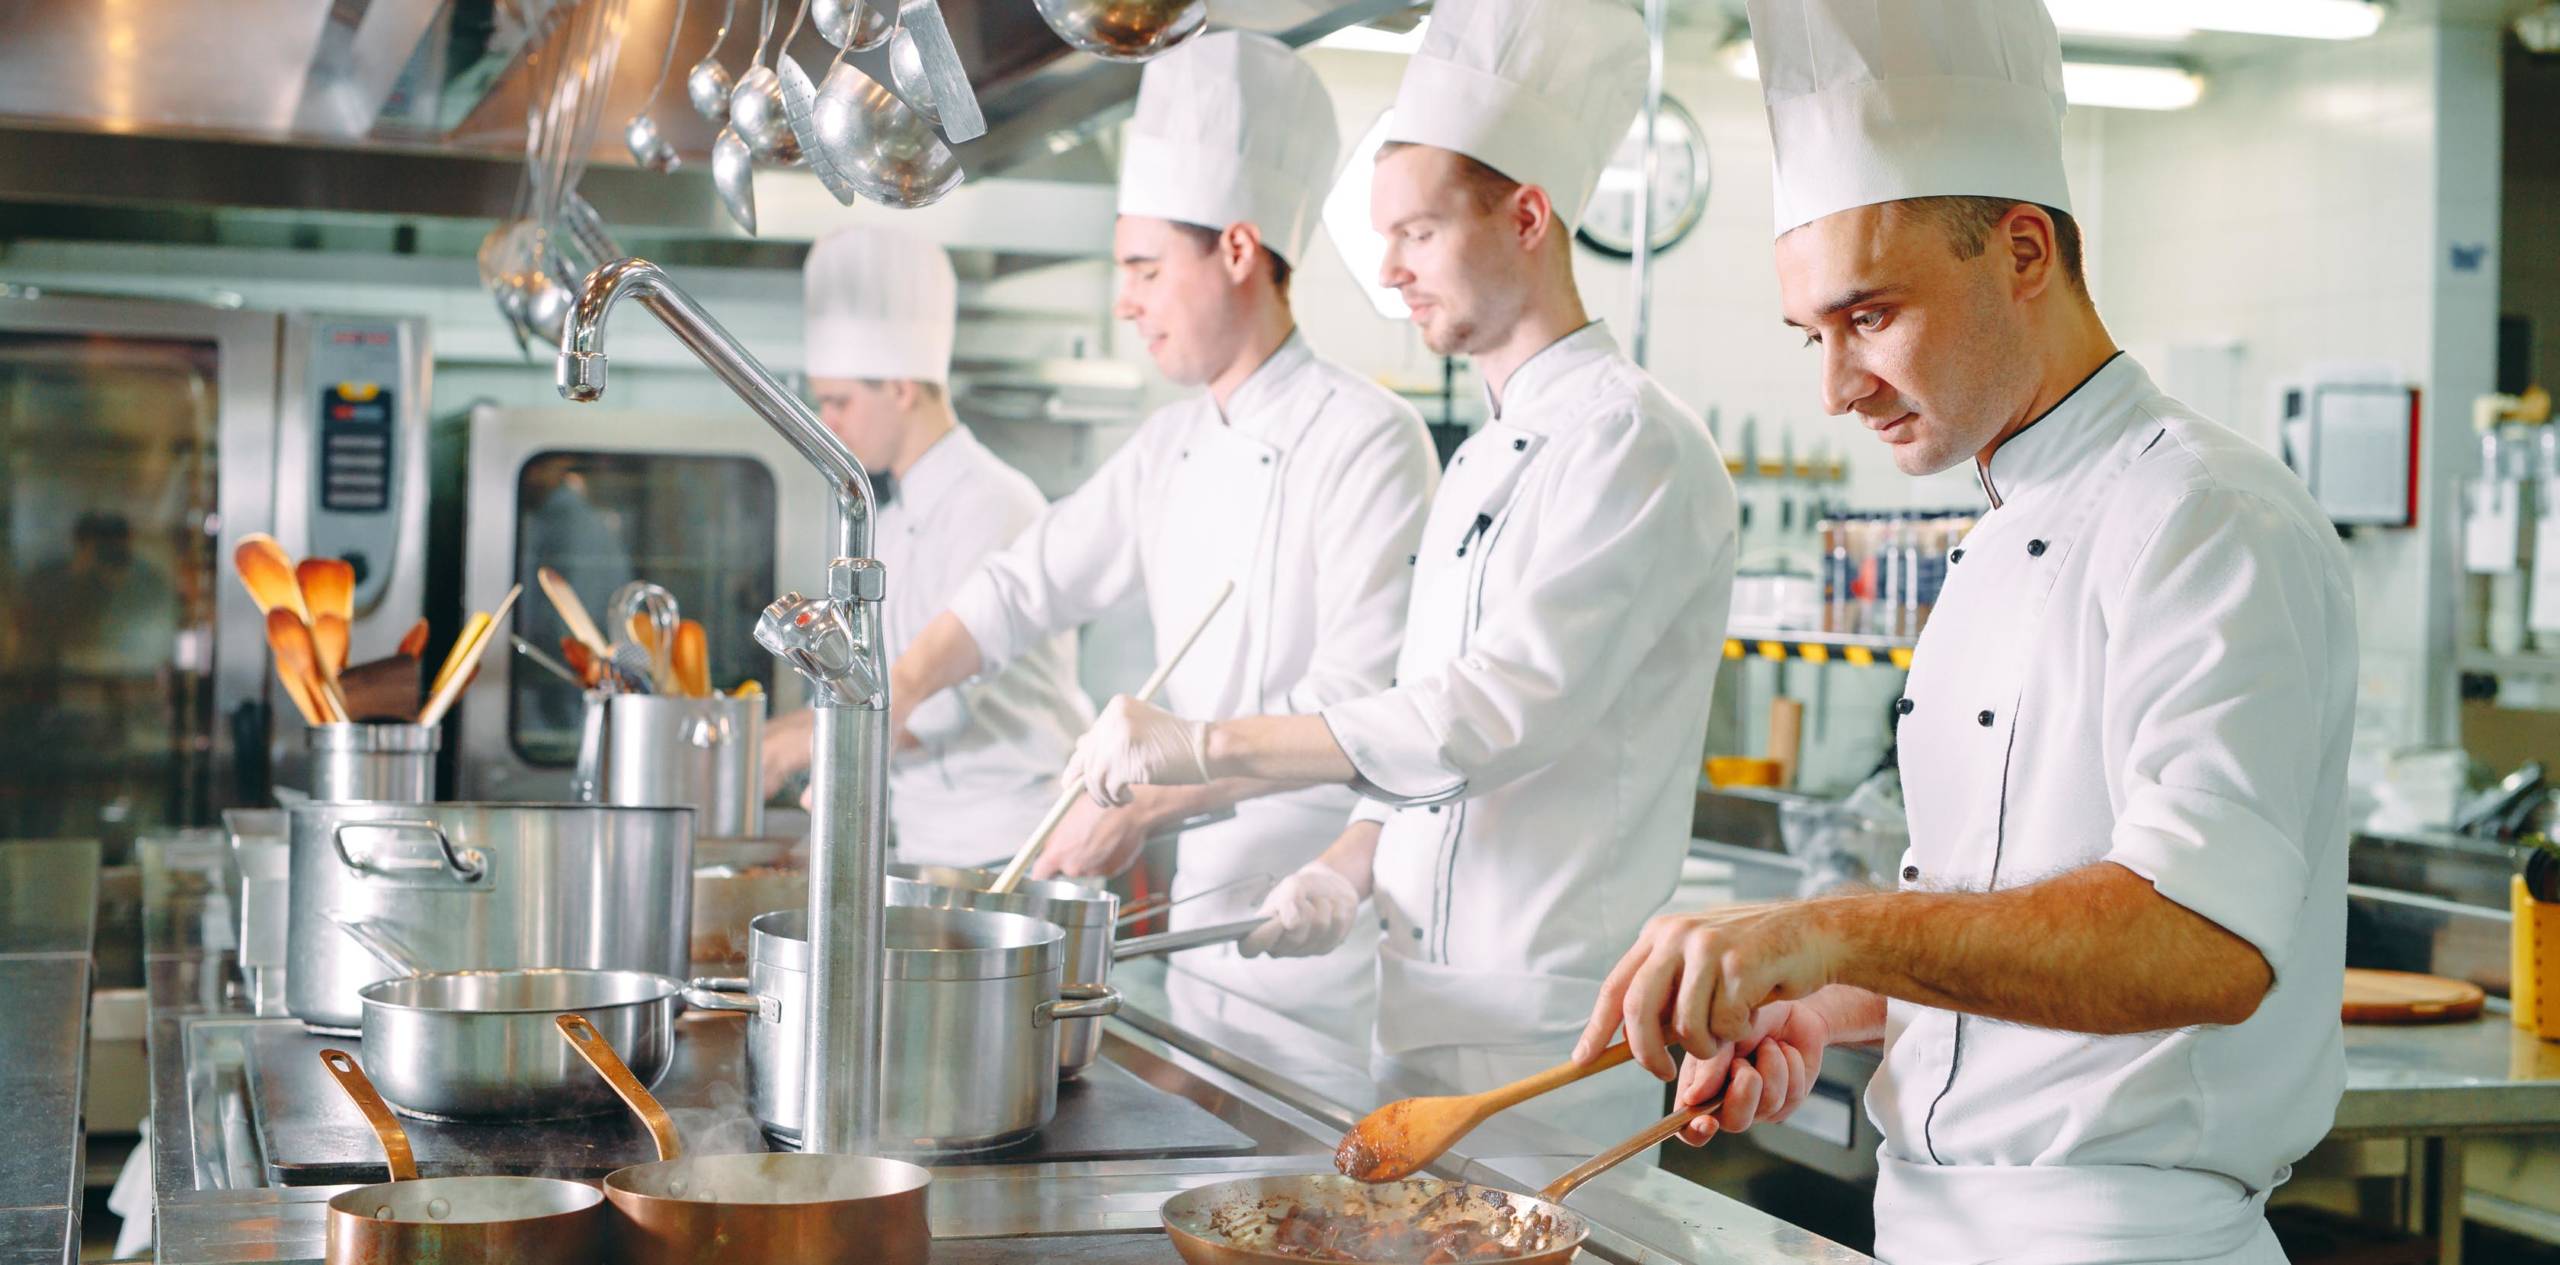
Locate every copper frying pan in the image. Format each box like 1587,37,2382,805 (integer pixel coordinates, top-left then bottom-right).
554,1013,932,1265
1160,1103,1709,1265
315,1049,608,1265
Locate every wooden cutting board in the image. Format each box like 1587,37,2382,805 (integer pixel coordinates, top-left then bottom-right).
2342,969,2485,1024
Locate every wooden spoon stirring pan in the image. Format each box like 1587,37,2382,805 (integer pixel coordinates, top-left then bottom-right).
1335,1043,1641,1183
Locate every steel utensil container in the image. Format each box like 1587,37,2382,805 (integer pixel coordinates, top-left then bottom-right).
589,693,767,837
309,723,438,802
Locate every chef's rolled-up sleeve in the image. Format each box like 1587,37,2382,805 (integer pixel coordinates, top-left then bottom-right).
2099,487,2349,979
1322,409,1728,804
945,419,1158,674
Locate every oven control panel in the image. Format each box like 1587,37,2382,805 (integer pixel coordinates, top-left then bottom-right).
304,319,412,612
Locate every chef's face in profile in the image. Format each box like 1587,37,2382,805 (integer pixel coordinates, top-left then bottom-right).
1112,215,1254,388
811,377,912,473
1369,143,1537,358
1774,202,2042,477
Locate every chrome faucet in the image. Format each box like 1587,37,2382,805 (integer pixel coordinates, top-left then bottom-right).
558,256,890,1155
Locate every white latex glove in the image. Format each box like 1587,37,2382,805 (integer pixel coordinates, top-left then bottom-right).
1239,865,1361,959
1063,694,1211,807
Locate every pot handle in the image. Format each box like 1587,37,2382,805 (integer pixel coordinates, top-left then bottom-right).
683,975,779,1022
318,1049,419,1182
556,1014,685,1164
1035,982,1121,1027
571,693,609,804
332,820,487,884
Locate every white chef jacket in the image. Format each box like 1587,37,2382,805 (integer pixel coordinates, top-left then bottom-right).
1874,354,2356,1265
881,426,1095,867
1318,322,1738,1141
948,332,1439,1024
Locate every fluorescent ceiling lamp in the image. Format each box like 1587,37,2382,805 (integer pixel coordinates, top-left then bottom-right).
2046,0,2383,40
1314,17,1428,55
2044,0,2195,40
1719,38,2204,111
2060,61,2206,109
1322,113,1409,321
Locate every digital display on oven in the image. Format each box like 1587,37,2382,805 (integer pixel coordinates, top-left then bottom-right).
318,382,393,513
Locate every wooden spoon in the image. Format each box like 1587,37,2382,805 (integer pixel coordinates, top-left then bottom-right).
561,636,604,689
538,566,614,659
297,558,356,678
311,614,351,682
266,608,343,725
1335,1043,1640,1182
419,584,520,727
628,611,673,693
396,618,430,661
232,534,309,624
672,619,708,697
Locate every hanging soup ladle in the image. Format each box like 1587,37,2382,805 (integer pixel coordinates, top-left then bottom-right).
814,0,892,51
688,0,740,124
730,0,802,161
780,13,962,209
624,0,691,171
1031,0,1205,63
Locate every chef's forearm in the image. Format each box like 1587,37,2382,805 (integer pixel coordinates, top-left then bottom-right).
1200,714,1357,784
1312,820,1382,898
1800,984,1887,1046
889,611,984,712
1813,862,2272,1035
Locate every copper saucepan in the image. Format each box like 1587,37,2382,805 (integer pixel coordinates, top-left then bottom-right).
1160,1103,1710,1265
315,1048,608,1264
554,1012,932,1265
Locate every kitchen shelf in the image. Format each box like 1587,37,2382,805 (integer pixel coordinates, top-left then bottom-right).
1723,625,1918,668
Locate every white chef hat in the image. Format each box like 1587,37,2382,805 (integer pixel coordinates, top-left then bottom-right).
1382,0,1646,230
1117,32,1341,267
801,224,957,384
1747,0,2073,238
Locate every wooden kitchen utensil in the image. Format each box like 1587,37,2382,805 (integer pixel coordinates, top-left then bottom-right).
397,618,431,661
338,655,423,723
267,608,344,724
672,620,708,697
233,534,310,624
989,579,1235,894
628,612,675,693
1335,1043,1641,1183
2342,968,2485,1024
298,558,356,680
561,637,604,689
419,585,520,727
539,566,615,659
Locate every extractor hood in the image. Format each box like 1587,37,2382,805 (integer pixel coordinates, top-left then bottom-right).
0,0,1418,222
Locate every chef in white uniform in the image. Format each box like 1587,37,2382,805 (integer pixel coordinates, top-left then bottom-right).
1576,2,2357,1261
1060,0,1737,1148
889,32,1438,1033
763,225,1094,867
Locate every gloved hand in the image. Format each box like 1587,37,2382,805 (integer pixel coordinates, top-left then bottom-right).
1063,694,1211,807
1239,865,1362,959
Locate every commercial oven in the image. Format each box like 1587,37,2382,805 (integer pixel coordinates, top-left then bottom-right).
0,290,429,839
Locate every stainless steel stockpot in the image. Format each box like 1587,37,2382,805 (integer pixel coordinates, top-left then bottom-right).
286,801,693,1032
688,905,1119,1154
884,863,1117,1079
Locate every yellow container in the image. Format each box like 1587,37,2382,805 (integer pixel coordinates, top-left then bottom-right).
2516,875,2560,1041
1705,756,1784,789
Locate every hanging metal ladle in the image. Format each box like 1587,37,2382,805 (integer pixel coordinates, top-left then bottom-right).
729,0,801,161
813,0,892,51
777,4,963,209
624,0,690,171
688,0,739,124
711,0,784,232
1031,0,1205,62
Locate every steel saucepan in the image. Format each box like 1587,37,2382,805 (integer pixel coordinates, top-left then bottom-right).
1160,1105,1708,1265
354,966,681,1121
885,862,1117,1078
556,1013,932,1265
317,1048,608,1264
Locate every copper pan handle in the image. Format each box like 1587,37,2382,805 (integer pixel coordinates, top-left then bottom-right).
1535,1099,1720,1203
318,1048,419,1182
555,1013,684,1162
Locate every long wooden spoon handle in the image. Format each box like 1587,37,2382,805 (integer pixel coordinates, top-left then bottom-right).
1536,1098,1721,1203
1482,1042,1635,1113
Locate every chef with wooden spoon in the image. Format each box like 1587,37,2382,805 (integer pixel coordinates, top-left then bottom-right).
1576,2,2358,1261
1060,0,1738,1150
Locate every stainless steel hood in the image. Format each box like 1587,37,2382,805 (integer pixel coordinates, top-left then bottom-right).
0,0,1419,222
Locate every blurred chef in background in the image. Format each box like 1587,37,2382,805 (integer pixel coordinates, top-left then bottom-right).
1057,0,1738,1147
762,224,1093,868
1577,1,2357,1260
885,32,1439,1037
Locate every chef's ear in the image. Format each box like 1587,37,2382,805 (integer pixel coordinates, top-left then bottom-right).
1217,222,1270,285
1507,183,1562,257
1998,203,2063,304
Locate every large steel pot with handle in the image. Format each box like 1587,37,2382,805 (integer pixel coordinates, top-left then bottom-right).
688,905,1120,1154
884,862,1117,1079
286,802,693,1032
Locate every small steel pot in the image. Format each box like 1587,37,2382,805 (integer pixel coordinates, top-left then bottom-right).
886,863,1117,1078
688,905,1119,1154
309,723,438,803
355,967,680,1121
317,1048,607,1265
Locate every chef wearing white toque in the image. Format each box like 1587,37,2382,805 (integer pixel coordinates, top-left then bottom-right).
1055,0,1737,1149
1577,2,2357,1261
889,32,1438,1036
762,225,1095,868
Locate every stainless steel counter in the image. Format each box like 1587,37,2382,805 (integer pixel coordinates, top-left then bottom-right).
136,830,1870,1265
0,840,101,1265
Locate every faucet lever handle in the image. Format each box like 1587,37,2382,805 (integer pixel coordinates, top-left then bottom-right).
757,591,882,705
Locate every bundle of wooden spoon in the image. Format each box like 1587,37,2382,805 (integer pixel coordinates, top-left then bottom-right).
232,533,517,727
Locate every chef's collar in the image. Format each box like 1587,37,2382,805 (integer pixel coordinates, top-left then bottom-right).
1486,320,1617,428
1975,351,2139,510
1217,329,1314,437
884,424,974,510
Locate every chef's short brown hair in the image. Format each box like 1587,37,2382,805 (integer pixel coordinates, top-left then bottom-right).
1376,141,1521,215
1167,222,1293,296
1893,196,2087,295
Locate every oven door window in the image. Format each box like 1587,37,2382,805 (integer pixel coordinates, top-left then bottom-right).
510,451,778,765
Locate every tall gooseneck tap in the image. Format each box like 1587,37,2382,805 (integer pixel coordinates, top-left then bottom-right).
558,256,890,1155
